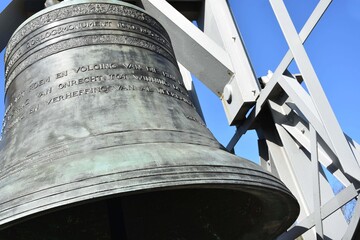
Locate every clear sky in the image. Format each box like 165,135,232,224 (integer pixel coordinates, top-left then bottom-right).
0,0,359,164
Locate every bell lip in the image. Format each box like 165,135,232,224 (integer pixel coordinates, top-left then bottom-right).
0,169,299,232
0,183,300,236
0,143,300,229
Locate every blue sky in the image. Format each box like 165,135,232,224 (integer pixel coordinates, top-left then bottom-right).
0,0,359,163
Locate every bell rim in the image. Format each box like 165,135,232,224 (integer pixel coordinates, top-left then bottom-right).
0,143,299,230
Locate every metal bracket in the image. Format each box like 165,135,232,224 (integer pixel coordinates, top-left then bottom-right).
141,0,260,124
227,0,332,151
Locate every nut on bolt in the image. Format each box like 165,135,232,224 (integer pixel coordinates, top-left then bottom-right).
223,84,233,104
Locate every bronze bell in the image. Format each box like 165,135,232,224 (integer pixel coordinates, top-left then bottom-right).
0,0,299,239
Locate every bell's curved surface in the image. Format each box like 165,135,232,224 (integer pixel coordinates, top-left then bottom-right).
0,0,299,239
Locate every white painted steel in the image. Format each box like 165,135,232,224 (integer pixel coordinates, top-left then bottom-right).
141,0,234,96
267,1,360,238
226,0,332,151
270,0,360,181
278,75,351,186
278,185,357,239
178,62,205,122
267,98,349,239
310,125,324,239
199,0,260,125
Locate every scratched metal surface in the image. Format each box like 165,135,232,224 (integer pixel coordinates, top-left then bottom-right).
0,1,299,239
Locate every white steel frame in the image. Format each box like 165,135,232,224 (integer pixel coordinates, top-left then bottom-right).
1,0,359,239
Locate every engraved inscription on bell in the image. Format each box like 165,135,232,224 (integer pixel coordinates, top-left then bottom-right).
0,0,299,239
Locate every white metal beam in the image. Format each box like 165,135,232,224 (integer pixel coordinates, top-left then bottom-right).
226,0,332,149
271,0,332,83
199,0,260,124
269,0,360,181
141,0,233,96
277,75,349,175
266,83,351,186
178,62,205,122
311,125,324,239
257,119,313,225
274,122,349,239
278,184,358,239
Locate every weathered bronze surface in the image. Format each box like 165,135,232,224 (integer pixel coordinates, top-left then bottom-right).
0,0,299,239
